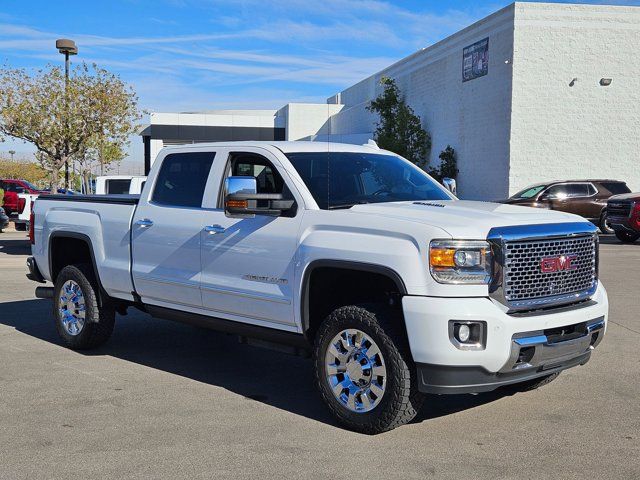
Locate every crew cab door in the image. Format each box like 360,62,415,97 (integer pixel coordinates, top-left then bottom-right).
131,150,217,308
200,148,302,328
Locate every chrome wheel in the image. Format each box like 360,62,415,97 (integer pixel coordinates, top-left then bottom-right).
325,329,387,413
58,280,86,336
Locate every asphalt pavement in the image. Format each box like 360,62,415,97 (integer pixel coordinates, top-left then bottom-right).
0,230,638,479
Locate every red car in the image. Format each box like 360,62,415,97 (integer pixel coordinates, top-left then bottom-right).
607,193,640,243
0,179,48,215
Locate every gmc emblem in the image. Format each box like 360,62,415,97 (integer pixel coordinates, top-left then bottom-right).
540,255,578,273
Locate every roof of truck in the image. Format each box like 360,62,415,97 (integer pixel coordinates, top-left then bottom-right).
160,141,387,155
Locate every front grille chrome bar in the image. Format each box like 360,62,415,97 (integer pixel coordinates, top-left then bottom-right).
487,222,599,313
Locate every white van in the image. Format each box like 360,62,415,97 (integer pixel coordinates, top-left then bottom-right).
95,175,146,195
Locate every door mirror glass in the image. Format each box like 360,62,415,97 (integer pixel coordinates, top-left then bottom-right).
225,176,257,196
224,176,294,217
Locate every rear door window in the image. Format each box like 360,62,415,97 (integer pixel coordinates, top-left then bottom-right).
152,152,215,208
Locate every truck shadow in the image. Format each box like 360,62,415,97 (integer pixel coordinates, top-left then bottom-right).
0,298,515,430
598,234,639,246
0,235,31,255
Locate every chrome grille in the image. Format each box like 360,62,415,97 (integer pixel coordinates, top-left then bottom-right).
607,202,632,218
503,235,597,304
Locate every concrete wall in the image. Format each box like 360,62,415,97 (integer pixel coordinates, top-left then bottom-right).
328,5,516,200
281,103,344,141
509,2,640,195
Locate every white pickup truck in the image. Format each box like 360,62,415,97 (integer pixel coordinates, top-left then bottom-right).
27,141,608,433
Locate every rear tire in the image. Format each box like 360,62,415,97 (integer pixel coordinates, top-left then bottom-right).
615,230,640,243
14,222,27,232
504,372,560,393
314,305,424,434
53,264,115,350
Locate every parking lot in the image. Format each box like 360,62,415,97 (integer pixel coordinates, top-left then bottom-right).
0,230,638,480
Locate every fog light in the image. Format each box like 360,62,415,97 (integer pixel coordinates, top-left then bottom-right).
457,324,471,342
449,321,486,350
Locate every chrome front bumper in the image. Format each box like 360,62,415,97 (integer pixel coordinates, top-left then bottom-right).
501,316,605,373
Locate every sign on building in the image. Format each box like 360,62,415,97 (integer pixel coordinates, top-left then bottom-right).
462,38,489,82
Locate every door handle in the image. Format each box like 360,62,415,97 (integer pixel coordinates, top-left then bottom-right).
135,218,154,228
204,224,226,234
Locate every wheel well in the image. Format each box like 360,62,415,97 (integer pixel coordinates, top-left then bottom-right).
303,265,405,342
50,236,93,282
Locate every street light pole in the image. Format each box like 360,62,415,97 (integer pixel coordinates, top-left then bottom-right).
8,150,15,162
55,39,78,191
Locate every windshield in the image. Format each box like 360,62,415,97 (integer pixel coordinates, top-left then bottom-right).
285,151,452,210
512,184,547,199
19,180,40,191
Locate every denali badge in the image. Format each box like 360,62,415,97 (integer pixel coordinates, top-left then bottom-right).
540,255,578,273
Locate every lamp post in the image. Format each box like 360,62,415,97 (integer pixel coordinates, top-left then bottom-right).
55,39,78,191
8,150,15,162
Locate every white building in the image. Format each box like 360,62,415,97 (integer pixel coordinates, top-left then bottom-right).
141,2,640,200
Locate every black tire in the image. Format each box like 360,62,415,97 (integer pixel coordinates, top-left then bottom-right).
599,211,614,235
53,264,115,350
615,230,640,243
14,222,27,232
504,372,560,393
314,305,424,434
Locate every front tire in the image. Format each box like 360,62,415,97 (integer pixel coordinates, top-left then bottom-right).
615,230,640,243
599,211,614,235
53,264,115,350
314,305,424,434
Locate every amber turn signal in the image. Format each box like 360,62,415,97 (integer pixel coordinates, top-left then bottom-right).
429,248,456,267
226,199,248,209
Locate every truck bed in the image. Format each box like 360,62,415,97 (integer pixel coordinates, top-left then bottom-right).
42,194,139,204
32,194,139,302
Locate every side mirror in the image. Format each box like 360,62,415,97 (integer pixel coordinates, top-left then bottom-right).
224,176,295,216
442,177,457,196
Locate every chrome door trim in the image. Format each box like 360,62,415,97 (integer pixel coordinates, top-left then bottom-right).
200,283,291,305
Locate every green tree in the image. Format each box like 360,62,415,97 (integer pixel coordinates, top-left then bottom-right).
428,145,459,182
0,63,141,192
76,136,127,193
367,77,431,169
0,157,48,186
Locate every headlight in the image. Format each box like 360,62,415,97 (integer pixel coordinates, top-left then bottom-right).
429,240,492,284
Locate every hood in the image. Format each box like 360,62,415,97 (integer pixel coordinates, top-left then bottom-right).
608,192,640,202
347,200,587,238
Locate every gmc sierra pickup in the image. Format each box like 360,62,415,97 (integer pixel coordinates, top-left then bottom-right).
27,142,608,434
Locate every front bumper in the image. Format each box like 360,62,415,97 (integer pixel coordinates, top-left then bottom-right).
609,221,639,235
402,283,608,394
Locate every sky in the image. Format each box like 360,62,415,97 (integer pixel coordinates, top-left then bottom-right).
1,0,639,171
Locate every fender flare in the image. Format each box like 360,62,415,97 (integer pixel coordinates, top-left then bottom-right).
299,259,407,337
48,231,109,306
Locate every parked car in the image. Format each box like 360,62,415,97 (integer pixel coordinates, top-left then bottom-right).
28,142,608,434
606,193,640,243
0,206,9,232
500,180,630,233
95,175,146,195
0,179,48,215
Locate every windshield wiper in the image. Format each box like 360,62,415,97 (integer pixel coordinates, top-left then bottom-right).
328,201,370,210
